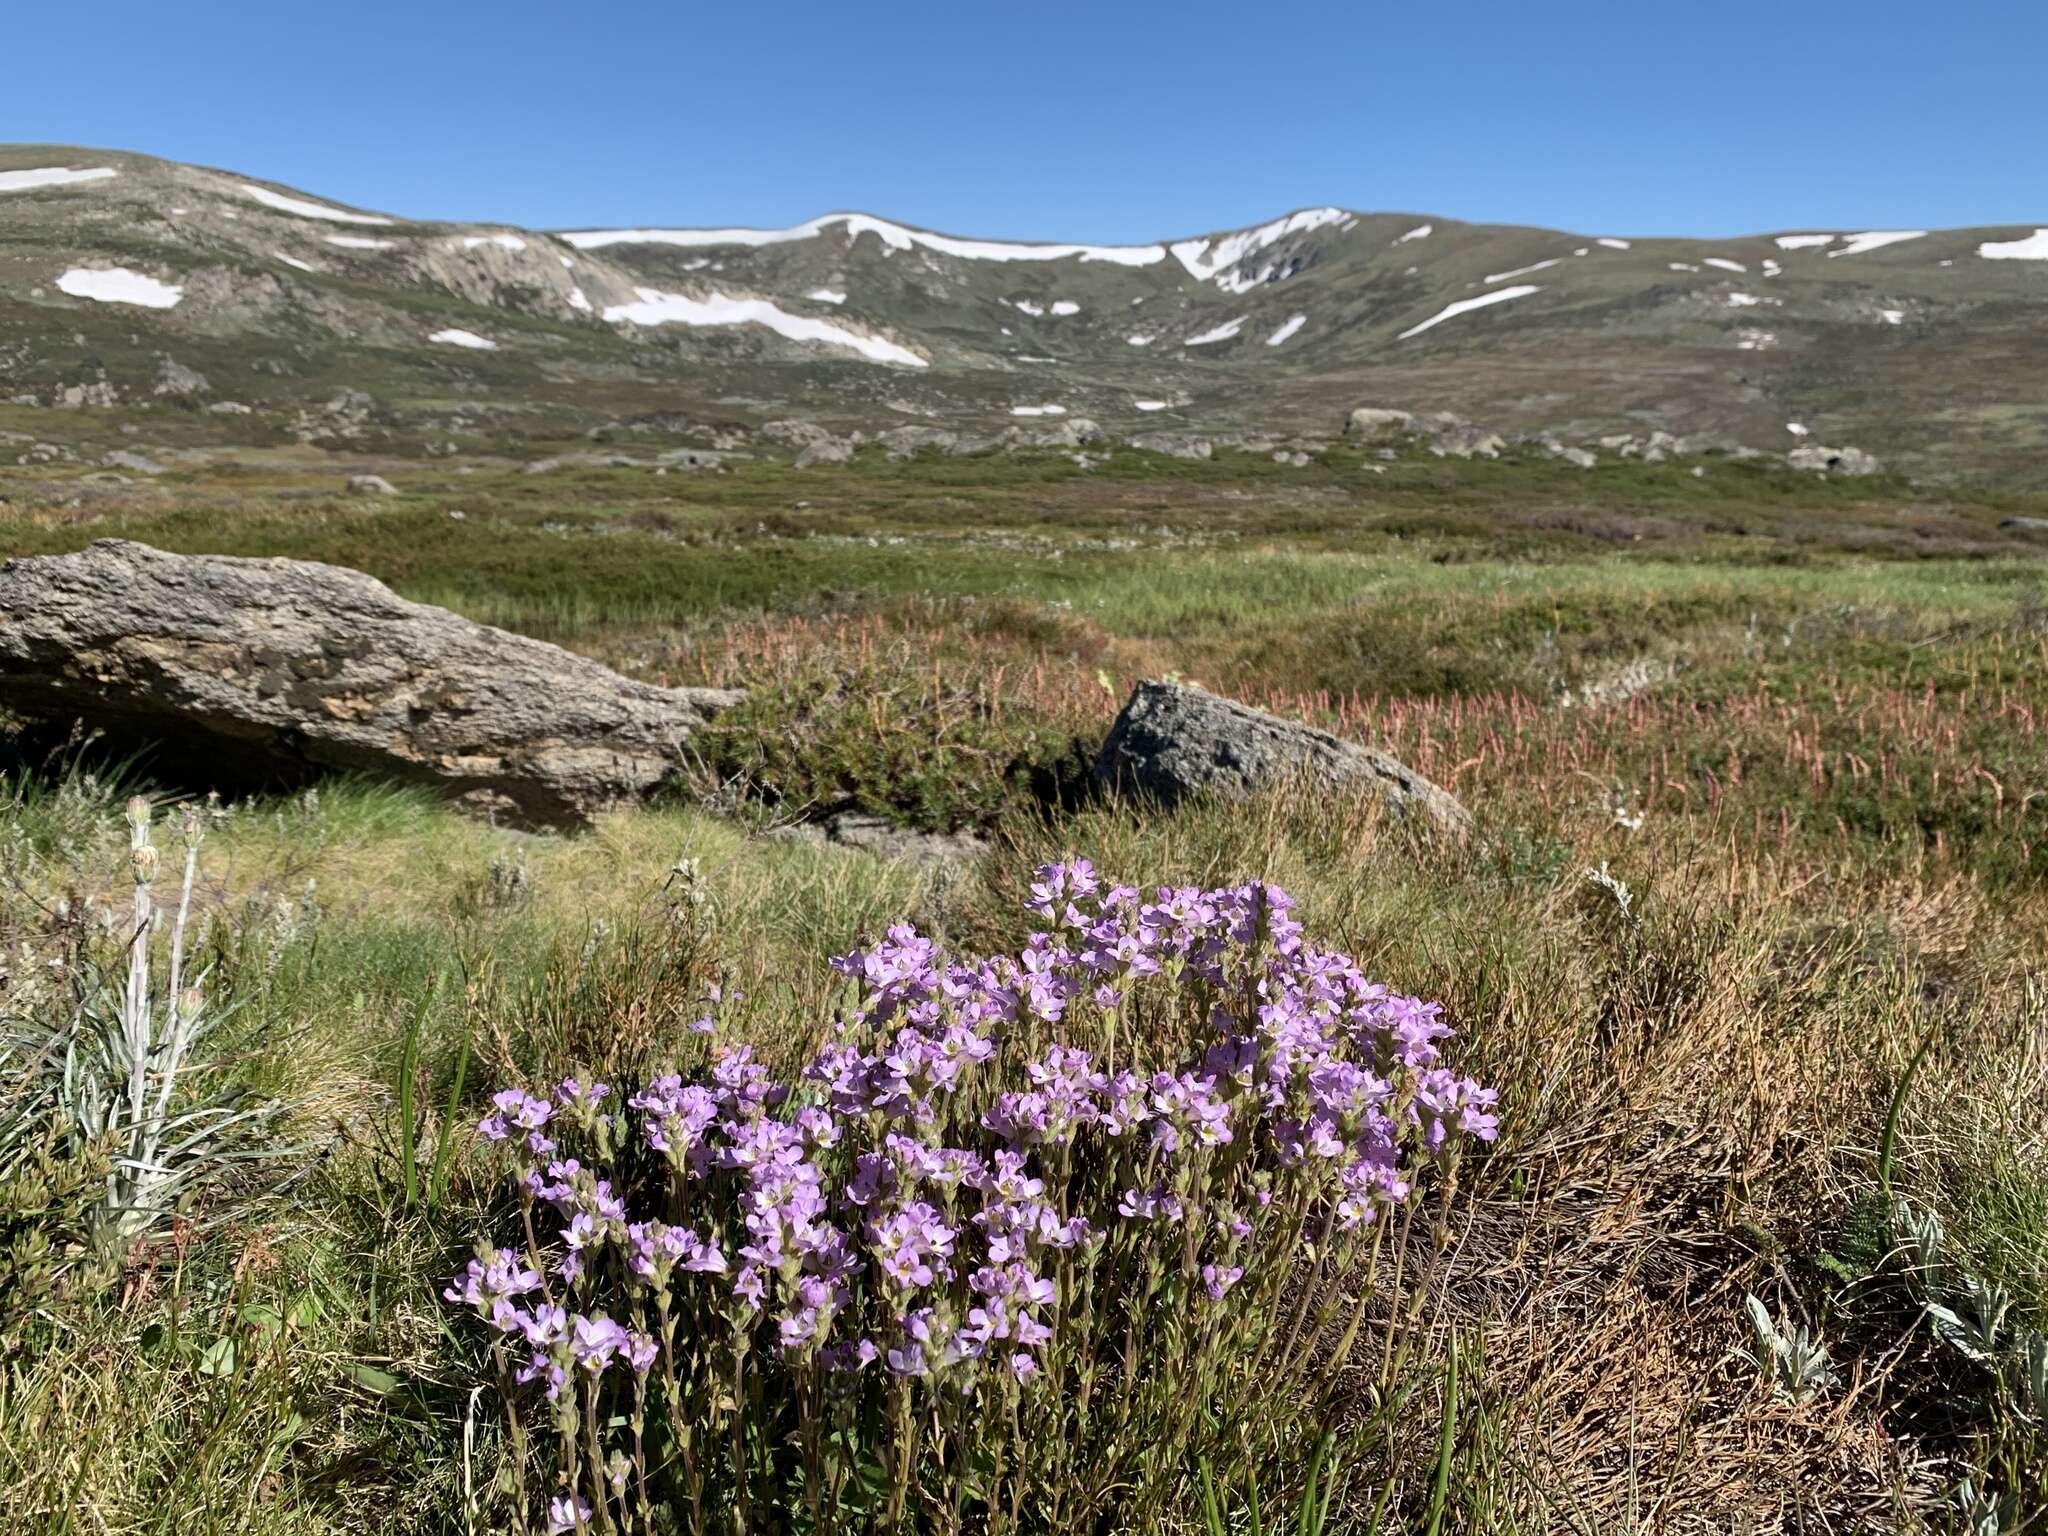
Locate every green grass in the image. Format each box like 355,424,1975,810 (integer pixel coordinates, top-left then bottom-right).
2,450,2045,1531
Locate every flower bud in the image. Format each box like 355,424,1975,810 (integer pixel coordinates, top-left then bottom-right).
131,845,161,885
126,796,151,830
176,987,204,1025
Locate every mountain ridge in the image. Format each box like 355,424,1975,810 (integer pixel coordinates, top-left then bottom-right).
6,145,2048,483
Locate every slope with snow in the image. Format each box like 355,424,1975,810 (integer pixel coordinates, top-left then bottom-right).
1171,208,1349,283
600,288,928,367
1266,314,1307,346
1980,229,2048,260
564,213,1167,266
1830,231,1926,257
0,166,117,193
1185,316,1246,347
1398,285,1539,341
1485,258,1561,284
239,183,395,226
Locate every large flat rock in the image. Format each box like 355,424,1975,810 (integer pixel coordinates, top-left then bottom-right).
1095,680,1470,834
0,539,741,826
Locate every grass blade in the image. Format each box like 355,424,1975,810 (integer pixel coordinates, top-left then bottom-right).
1423,1333,1459,1536
1878,1018,1941,1199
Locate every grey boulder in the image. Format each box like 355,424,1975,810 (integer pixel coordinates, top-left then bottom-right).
1095,681,1469,835
345,473,398,496
1345,407,1415,435
0,540,742,827
794,437,855,468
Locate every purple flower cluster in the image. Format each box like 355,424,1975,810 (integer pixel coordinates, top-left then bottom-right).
449,862,1497,1405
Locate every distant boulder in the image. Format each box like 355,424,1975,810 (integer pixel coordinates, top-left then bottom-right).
0,540,742,827
1127,431,1214,461
655,448,729,470
1788,444,1881,476
152,358,211,398
1095,680,1470,835
101,450,166,476
794,437,855,468
1345,407,1416,435
1428,424,1505,460
878,426,967,459
345,473,398,496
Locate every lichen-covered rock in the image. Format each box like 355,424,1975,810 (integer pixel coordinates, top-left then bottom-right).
0,540,742,826
1095,680,1469,834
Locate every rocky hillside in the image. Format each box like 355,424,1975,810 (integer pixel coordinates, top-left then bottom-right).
5,145,2048,481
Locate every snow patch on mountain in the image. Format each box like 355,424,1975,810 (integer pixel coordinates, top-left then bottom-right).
1830,231,1925,257
1397,224,1433,244
239,183,395,226
431,329,497,350
56,267,183,308
1485,258,1560,284
807,288,848,304
1775,234,1837,250
1133,400,1169,411
1704,257,1745,272
600,288,928,367
1398,284,1538,340
462,234,527,251
0,166,117,194
1171,208,1349,283
325,235,396,250
1011,404,1066,416
1596,237,1631,250
1185,316,1246,346
563,214,1167,266
1266,313,1307,346
275,252,316,273
1979,229,2048,260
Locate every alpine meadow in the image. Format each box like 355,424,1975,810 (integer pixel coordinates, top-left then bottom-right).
2,68,2047,1536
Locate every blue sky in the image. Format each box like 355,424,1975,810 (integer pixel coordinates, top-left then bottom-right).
6,0,2042,240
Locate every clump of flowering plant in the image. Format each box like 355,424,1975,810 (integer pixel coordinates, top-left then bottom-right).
448,862,1496,1534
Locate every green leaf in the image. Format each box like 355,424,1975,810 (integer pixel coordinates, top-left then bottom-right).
195,1336,238,1377
347,1361,402,1396
429,1012,473,1207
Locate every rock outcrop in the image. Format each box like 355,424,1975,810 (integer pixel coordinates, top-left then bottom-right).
0,540,742,827
1127,431,1214,461
794,437,855,468
1094,681,1470,835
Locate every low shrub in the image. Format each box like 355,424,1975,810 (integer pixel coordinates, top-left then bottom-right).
447,861,1495,1533
687,665,1092,834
